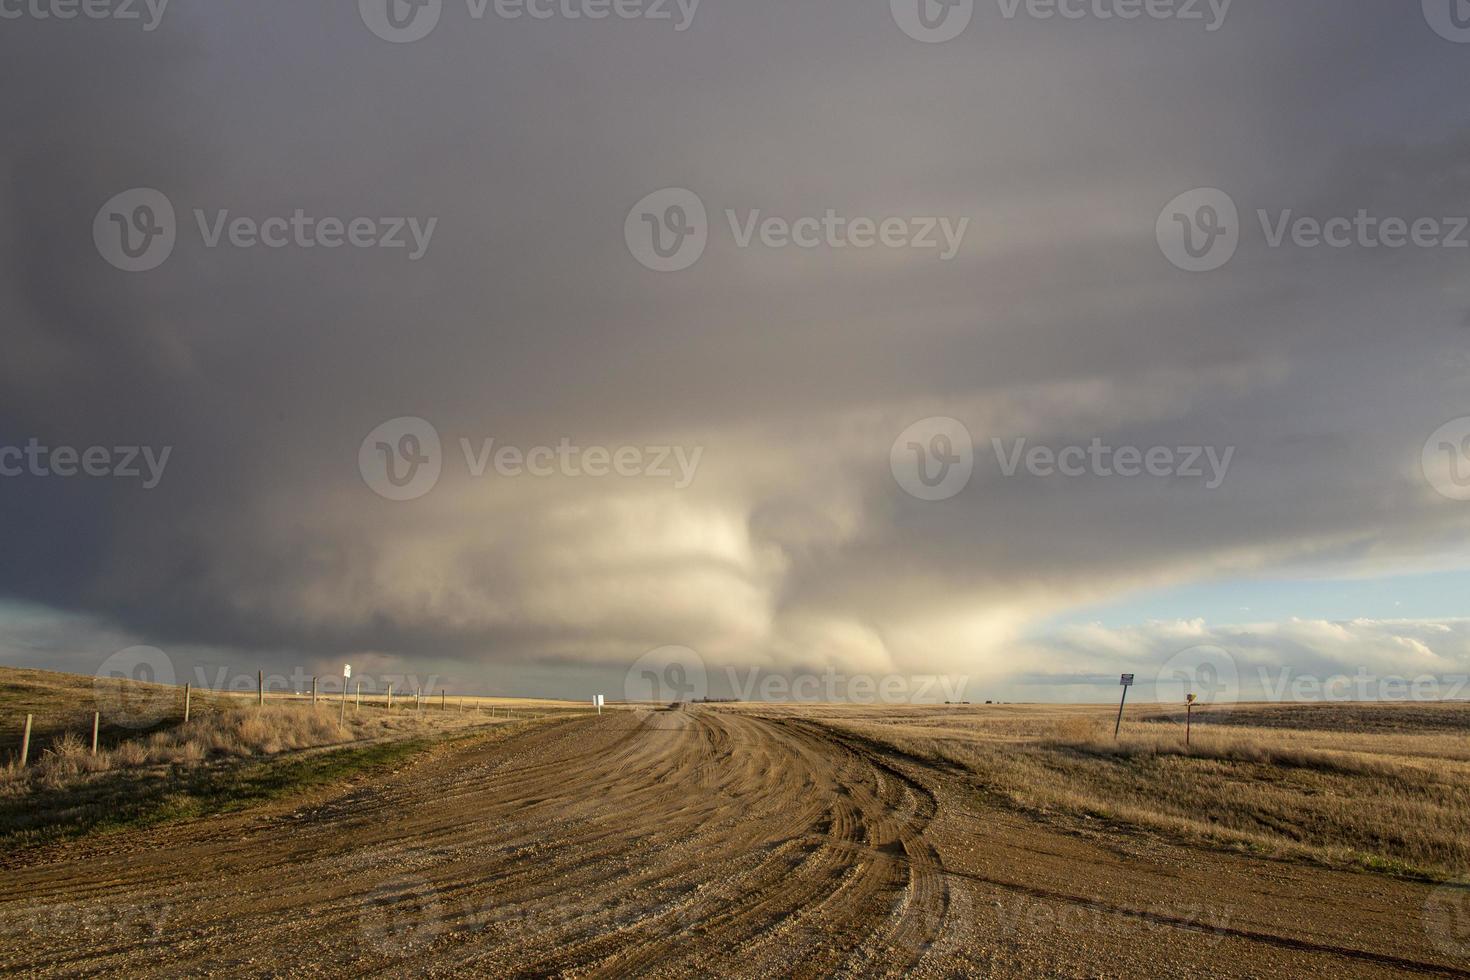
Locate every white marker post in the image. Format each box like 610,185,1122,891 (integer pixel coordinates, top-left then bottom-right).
594,694,604,715
1115,673,1134,739
341,665,352,724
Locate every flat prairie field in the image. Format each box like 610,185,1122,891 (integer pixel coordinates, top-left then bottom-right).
1,685,1468,977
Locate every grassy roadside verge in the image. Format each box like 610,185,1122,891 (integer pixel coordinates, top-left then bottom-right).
0,736,438,853
764,707,1470,884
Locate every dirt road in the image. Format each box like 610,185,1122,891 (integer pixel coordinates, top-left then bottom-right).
0,707,1465,977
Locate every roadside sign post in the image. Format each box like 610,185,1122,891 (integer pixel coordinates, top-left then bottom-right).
594,694,604,715
1115,674,1134,739
1186,692,1197,747
341,665,351,724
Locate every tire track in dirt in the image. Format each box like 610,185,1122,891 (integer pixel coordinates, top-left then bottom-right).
1,706,1461,978
0,708,951,978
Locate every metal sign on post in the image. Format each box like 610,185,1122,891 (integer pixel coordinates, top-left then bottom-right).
594,694,605,715
1114,673,1134,739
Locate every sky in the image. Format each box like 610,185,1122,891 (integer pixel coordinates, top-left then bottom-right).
1,0,1469,704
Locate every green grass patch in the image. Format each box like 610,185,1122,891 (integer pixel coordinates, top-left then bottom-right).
0,738,433,851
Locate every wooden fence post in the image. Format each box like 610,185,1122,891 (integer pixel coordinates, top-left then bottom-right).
387,682,393,711
183,683,192,724
91,712,100,755
356,682,361,710
258,669,264,707
19,714,32,768
441,690,446,711
312,677,318,706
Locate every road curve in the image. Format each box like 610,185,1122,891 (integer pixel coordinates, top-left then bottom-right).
0,707,1463,977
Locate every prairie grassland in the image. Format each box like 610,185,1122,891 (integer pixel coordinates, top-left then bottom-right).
734,700,1470,881
0,666,585,846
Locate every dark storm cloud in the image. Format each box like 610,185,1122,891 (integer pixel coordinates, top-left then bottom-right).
2,0,1469,691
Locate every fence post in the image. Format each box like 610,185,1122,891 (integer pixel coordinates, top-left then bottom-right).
387,682,393,711
441,690,446,711
91,712,100,755
19,714,32,768
356,682,361,710
183,683,192,724
258,669,264,707
312,677,318,706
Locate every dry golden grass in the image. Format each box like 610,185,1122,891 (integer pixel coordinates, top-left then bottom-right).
0,666,586,800
731,700,1470,880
